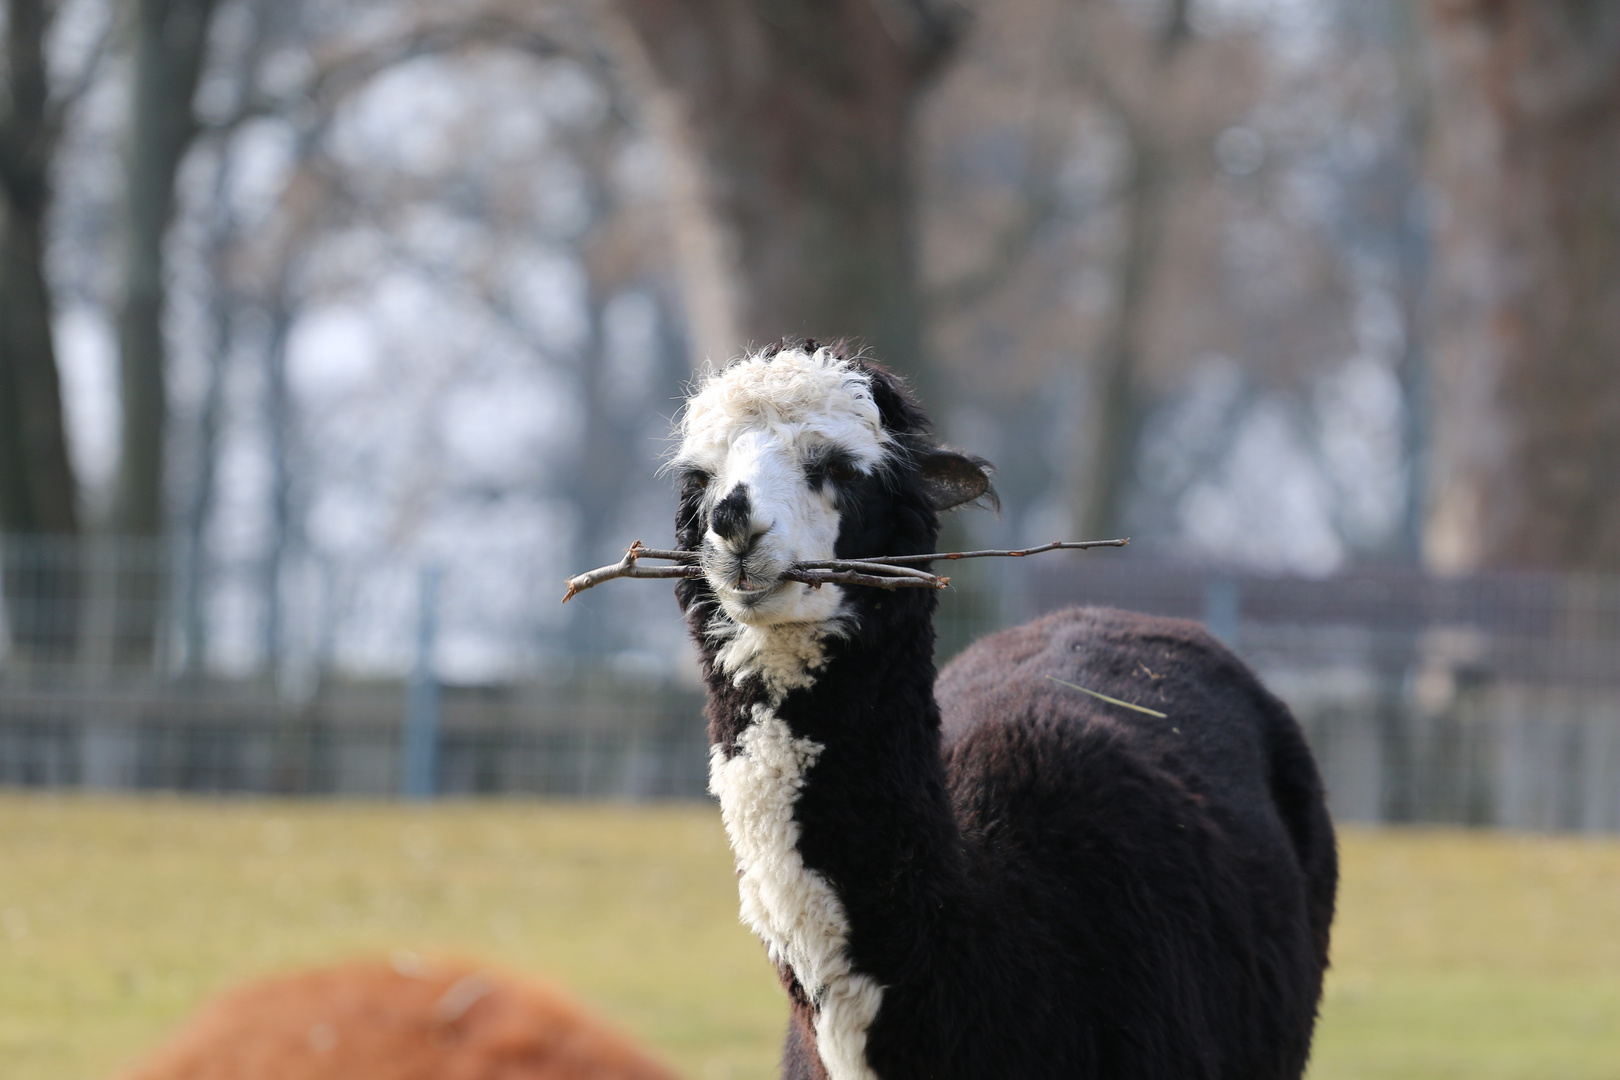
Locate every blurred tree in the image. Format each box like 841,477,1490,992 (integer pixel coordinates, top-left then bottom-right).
1423,0,1620,572
919,0,1423,572
2,0,110,664
611,0,965,399
158,3,688,678
113,0,221,541
1068,0,1196,541
0,0,79,537
109,0,221,664
917,0,1267,543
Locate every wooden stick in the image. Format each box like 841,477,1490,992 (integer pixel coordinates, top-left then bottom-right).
561,543,700,603
561,553,941,602
856,539,1129,565
629,547,698,563
795,559,943,582
562,537,1128,603
784,568,948,591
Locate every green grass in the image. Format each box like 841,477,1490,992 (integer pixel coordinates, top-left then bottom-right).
1,795,1618,1080
0,795,782,1080
1310,829,1620,1080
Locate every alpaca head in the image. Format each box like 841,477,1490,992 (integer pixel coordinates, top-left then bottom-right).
671,342,993,629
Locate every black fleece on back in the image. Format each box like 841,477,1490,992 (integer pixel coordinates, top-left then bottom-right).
930,607,1338,1078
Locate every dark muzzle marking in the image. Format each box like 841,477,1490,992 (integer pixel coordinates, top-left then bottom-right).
709,484,754,548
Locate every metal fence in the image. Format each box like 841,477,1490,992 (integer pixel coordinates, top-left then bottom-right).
0,679,709,798
1011,557,1620,833
0,535,708,798
3,535,1619,830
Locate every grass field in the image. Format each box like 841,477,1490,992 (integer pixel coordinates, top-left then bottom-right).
2,794,1618,1080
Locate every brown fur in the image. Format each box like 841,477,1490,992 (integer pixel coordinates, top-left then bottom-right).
115,957,682,1080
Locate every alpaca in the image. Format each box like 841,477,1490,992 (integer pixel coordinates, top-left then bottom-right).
671,342,1337,1080
116,956,681,1080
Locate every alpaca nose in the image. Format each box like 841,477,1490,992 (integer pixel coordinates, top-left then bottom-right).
709,484,762,550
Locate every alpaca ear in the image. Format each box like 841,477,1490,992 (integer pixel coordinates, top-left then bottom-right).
918,448,999,512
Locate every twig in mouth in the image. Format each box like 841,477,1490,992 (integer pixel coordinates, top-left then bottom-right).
857,539,1130,564
560,543,699,603
783,566,949,591
794,560,944,582
561,537,1129,603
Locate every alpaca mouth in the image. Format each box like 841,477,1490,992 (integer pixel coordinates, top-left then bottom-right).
726,574,783,604
700,559,783,607
700,540,788,605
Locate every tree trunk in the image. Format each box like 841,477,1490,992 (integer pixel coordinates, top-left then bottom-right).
1067,0,1209,542
1078,125,1168,540
610,0,961,401
179,153,236,678
1,0,82,664
110,0,219,666
0,207,79,537
0,0,79,536
1421,0,1620,572
260,296,294,679
113,0,219,540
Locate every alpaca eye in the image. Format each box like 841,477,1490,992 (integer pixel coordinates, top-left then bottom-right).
827,461,859,483
683,471,711,494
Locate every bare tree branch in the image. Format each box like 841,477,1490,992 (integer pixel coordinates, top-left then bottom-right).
785,566,946,591
561,537,1129,602
200,14,580,138
1160,0,1194,57
870,0,971,79
921,82,1101,316
855,538,1129,563
561,543,697,602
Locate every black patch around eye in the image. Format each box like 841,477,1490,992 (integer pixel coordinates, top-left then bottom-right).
805,450,861,493
828,459,860,482
675,471,710,551
679,470,712,497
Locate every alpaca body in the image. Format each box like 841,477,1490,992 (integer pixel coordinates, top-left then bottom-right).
672,345,1336,1080
926,606,1336,1078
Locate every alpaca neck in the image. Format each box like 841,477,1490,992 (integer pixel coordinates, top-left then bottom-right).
700,596,962,1080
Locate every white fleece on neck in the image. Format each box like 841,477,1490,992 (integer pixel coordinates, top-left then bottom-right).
709,702,884,1080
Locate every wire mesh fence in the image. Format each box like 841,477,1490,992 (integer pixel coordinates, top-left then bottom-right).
0,681,708,798
1007,557,1620,833
3,534,1618,830
0,534,171,678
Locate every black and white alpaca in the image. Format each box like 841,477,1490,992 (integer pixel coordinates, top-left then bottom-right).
671,343,1337,1080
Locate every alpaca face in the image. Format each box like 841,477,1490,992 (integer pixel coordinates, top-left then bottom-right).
673,347,894,627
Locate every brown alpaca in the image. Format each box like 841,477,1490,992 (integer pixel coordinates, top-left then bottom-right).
117,956,682,1080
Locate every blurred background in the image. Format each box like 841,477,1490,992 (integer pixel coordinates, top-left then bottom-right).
2,0,1619,1077
4,0,1617,824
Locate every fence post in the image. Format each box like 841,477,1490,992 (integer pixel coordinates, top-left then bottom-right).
1202,573,1240,648
402,564,441,799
